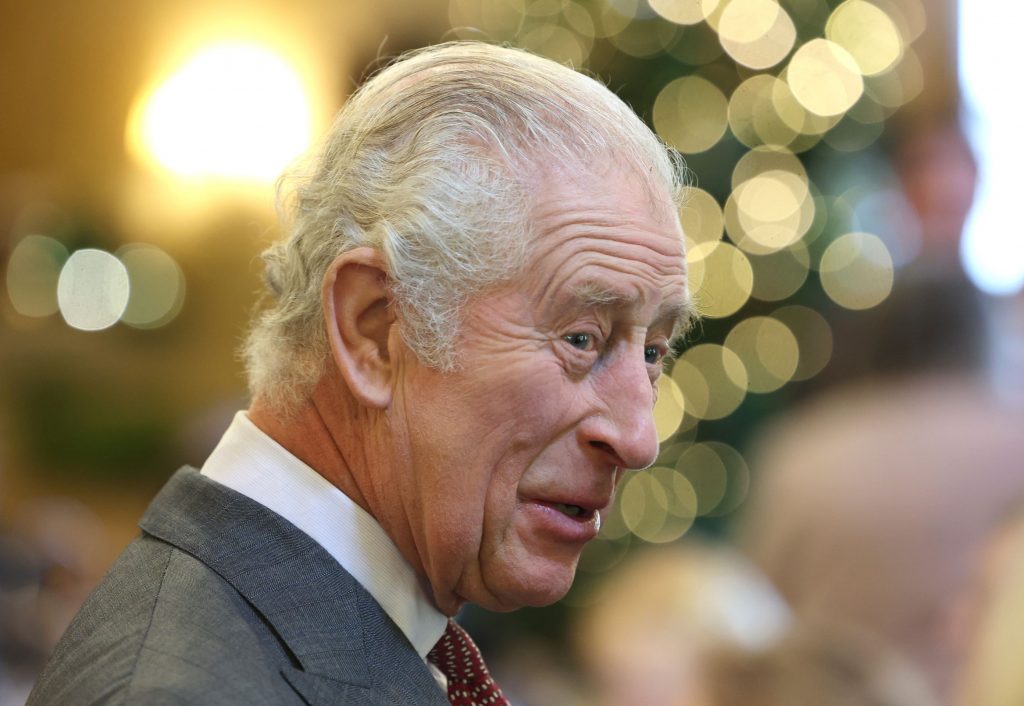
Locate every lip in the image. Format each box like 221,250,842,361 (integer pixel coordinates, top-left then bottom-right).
520,499,604,544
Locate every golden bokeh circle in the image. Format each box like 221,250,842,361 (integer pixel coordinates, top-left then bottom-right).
563,2,597,37
786,38,864,117
728,74,777,148
826,0,903,76
593,0,635,37
674,442,729,515
872,0,926,43
819,231,894,310
654,76,730,154
674,343,748,420
772,304,833,381
725,167,815,256
724,316,799,393
702,441,751,516
645,467,698,543
771,73,841,141
667,358,710,430
654,374,686,442
687,241,753,318
866,47,923,110
719,0,796,70
650,0,721,25
731,145,806,188
679,187,725,250
520,24,590,67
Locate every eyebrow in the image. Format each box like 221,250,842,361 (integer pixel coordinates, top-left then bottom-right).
569,281,699,342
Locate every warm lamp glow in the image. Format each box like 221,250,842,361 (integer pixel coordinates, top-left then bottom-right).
129,42,314,183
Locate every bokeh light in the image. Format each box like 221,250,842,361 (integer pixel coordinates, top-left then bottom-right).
654,75,729,154
731,146,807,188
521,23,591,66
673,442,729,515
654,374,687,442
673,343,748,420
772,304,834,381
729,74,791,148
728,170,813,254
826,0,904,76
128,42,315,183
701,441,751,516
724,316,799,393
874,0,926,43
670,357,711,423
679,187,725,250
725,148,815,256
6,235,69,318
117,244,186,328
650,0,720,25
618,468,697,543
688,241,754,317
57,250,130,332
819,231,894,310
786,38,864,116
718,0,796,70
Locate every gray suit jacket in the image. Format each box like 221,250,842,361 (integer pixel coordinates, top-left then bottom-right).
27,468,450,705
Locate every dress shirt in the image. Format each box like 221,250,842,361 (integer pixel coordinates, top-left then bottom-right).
200,411,449,688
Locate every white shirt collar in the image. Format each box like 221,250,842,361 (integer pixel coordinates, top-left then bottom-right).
199,411,448,663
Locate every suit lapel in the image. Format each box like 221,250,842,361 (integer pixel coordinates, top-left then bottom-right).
139,468,448,705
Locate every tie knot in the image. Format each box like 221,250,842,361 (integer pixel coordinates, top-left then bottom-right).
428,620,510,706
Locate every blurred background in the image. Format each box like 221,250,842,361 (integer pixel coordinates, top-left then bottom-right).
2,1,1022,705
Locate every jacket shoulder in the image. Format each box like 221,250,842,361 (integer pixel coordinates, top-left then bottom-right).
28,533,302,705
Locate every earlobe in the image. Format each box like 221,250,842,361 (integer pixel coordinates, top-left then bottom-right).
322,248,396,409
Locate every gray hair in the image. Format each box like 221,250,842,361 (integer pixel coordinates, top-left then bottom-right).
245,41,686,413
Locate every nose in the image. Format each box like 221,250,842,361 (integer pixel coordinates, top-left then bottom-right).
579,344,660,471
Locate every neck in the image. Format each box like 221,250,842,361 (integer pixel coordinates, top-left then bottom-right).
247,373,433,605
248,373,379,519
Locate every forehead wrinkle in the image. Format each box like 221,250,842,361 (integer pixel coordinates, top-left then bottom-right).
533,212,685,261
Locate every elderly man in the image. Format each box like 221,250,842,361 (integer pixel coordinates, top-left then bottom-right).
29,42,692,705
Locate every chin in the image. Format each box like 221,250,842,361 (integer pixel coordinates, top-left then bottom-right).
478,558,580,612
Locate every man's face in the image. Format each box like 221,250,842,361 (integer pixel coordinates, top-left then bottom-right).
386,163,689,614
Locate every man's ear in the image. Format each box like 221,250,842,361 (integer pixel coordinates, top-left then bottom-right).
322,247,396,409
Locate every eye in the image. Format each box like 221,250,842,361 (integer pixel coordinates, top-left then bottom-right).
644,343,666,365
564,332,594,350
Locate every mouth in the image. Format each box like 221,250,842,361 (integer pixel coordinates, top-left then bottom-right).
552,502,594,520
522,498,605,543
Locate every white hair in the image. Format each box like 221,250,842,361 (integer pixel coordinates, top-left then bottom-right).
245,41,686,413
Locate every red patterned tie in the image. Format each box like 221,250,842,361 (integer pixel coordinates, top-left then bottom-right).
427,619,510,706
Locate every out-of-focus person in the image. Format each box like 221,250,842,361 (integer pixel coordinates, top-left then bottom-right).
704,623,936,706
1,499,106,706
956,507,1024,706
739,375,1024,705
573,542,790,706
